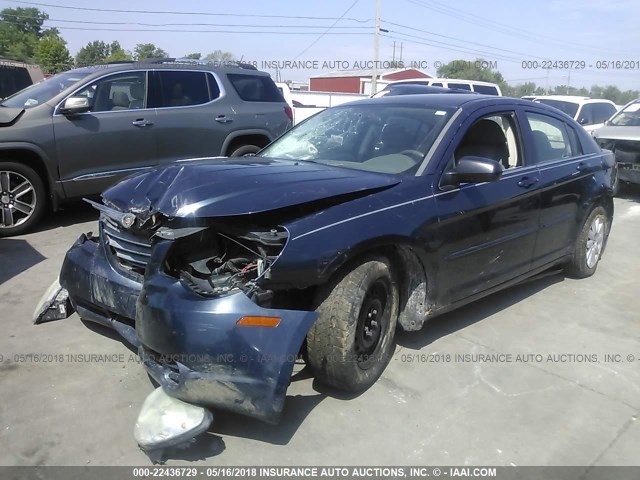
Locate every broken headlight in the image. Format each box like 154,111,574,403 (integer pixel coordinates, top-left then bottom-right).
163,226,287,303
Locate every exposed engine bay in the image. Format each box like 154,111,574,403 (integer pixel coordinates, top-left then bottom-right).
162,225,288,305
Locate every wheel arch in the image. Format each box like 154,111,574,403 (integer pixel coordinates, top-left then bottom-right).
0,144,58,210
222,130,273,156
316,238,436,332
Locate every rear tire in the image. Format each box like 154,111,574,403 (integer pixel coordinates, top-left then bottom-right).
306,256,399,392
229,144,261,157
565,206,608,279
0,162,46,237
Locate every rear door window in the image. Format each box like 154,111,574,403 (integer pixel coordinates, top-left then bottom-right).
525,112,576,163
148,71,215,108
227,74,284,102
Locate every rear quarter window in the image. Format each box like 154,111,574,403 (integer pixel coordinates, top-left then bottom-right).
473,84,499,95
447,83,472,91
227,74,284,102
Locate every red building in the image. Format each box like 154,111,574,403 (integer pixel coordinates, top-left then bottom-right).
309,68,432,94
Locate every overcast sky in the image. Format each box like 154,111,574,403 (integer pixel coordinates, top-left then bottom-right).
3,0,639,90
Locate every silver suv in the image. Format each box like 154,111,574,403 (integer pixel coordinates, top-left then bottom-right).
0,59,292,236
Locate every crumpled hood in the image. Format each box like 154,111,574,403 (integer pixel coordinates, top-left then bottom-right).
0,107,24,127
102,157,401,218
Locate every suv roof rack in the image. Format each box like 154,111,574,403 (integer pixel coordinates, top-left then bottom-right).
101,58,258,70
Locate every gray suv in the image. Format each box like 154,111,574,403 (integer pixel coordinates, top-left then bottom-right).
0,60,292,236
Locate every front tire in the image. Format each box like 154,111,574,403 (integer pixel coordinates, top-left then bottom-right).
306,256,399,392
0,162,46,237
565,206,608,279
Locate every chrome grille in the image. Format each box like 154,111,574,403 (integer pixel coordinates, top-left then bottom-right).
101,216,152,276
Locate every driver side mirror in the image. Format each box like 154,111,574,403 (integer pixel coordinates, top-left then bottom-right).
441,156,503,189
59,96,92,116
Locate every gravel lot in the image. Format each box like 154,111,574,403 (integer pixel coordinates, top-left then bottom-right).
0,189,639,469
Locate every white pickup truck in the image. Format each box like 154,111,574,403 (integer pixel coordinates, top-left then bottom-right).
277,83,366,125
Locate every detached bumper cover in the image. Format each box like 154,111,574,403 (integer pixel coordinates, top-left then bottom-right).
59,234,318,423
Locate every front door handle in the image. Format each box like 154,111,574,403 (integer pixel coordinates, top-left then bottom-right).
132,119,153,127
215,115,233,124
517,176,539,188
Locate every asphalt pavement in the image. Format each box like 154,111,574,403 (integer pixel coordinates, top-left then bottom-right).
0,188,639,470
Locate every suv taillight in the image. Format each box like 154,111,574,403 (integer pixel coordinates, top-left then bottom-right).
284,105,293,123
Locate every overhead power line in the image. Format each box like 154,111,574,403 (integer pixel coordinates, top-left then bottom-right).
381,33,521,63
4,0,373,22
0,19,371,34
383,20,549,61
293,0,361,60
0,12,372,28
403,0,637,56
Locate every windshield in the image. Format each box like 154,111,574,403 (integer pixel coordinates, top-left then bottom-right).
608,101,640,126
534,99,580,118
1,71,91,109
259,104,455,175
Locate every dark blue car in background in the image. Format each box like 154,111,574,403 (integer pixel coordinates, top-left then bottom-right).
48,94,614,423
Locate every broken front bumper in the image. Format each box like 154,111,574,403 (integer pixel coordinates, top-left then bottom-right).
59,234,317,423
618,162,640,185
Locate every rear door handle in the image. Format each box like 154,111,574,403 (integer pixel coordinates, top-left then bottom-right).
215,115,233,124
132,119,153,127
517,176,539,188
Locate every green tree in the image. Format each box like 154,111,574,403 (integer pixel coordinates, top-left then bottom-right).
437,58,505,85
0,21,37,60
0,7,49,38
105,41,132,63
75,40,110,66
34,31,72,74
134,43,168,60
616,90,640,105
204,50,235,62
0,7,58,61
183,52,201,59
76,40,132,66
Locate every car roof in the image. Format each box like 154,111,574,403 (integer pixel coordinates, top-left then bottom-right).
533,95,615,105
344,93,529,109
66,61,270,80
390,77,500,87
381,84,474,95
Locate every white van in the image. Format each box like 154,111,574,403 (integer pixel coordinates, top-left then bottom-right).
526,95,618,134
387,77,502,96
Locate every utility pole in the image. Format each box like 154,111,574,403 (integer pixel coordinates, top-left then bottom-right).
545,68,550,95
371,0,381,95
392,41,396,62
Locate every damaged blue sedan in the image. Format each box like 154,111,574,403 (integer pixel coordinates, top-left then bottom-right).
40,94,614,434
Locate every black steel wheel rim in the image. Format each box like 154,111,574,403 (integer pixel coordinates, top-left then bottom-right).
355,279,389,367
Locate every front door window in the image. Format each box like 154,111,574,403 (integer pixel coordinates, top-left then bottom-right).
73,72,147,112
